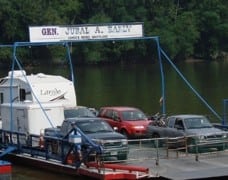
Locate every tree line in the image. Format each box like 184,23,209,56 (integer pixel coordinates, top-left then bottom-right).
0,0,227,66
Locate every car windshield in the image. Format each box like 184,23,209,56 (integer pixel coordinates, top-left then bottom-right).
64,108,95,118
122,110,147,121
76,120,114,134
184,117,213,129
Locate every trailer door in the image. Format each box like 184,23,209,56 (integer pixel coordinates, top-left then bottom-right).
16,109,26,133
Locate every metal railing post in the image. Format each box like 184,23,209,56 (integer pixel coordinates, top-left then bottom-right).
155,139,159,166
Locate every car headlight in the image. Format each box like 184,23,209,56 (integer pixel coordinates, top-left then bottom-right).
121,139,128,145
198,135,206,141
133,125,144,129
222,133,227,138
93,139,105,145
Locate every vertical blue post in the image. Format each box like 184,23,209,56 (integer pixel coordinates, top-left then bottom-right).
64,42,75,85
155,37,166,114
223,99,227,125
9,43,17,132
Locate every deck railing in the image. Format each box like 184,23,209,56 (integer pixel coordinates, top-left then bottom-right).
0,129,228,169
123,134,228,166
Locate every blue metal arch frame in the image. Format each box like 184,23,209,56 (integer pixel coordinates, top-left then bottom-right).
2,36,223,131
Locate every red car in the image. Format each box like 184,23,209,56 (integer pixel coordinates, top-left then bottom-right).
98,106,151,138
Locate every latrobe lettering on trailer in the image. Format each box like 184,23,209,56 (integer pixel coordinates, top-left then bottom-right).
29,23,144,42
40,88,62,96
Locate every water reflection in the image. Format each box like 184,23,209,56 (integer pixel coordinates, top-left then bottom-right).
12,165,76,180
75,62,228,122
1,61,227,122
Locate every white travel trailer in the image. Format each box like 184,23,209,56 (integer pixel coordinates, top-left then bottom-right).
0,70,77,136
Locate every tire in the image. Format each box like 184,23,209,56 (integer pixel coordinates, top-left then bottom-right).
152,133,160,138
217,144,225,151
117,154,127,160
121,129,129,139
151,133,164,147
187,138,196,153
188,146,197,153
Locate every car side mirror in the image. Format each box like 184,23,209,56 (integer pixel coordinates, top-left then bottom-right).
114,115,120,121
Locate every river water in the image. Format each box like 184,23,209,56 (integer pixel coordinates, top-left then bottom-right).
74,61,228,121
1,60,227,179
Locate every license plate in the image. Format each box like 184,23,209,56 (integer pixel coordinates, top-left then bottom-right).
111,151,117,156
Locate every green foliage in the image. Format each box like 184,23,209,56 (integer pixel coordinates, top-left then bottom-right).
0,0,227,65
192,0,228,59
0,47,12,65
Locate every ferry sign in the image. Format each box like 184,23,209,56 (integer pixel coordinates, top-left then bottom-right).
29,23,144,43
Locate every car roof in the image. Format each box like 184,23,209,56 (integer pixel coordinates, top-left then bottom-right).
64,106,89,110
65,117,104,123
168,114,205,119
100,106,140,111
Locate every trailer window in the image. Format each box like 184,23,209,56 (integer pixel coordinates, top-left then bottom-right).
19,89,26,101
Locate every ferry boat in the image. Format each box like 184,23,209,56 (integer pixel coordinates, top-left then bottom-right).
0,41,154,180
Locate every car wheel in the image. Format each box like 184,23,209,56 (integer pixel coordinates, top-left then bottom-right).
121,129,129,138
117,154,127,160
152,133,160,138
217,144,225,151
152,133,163,147
186,137,203,153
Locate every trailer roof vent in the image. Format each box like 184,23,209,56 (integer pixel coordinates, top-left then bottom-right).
37,73,46,78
